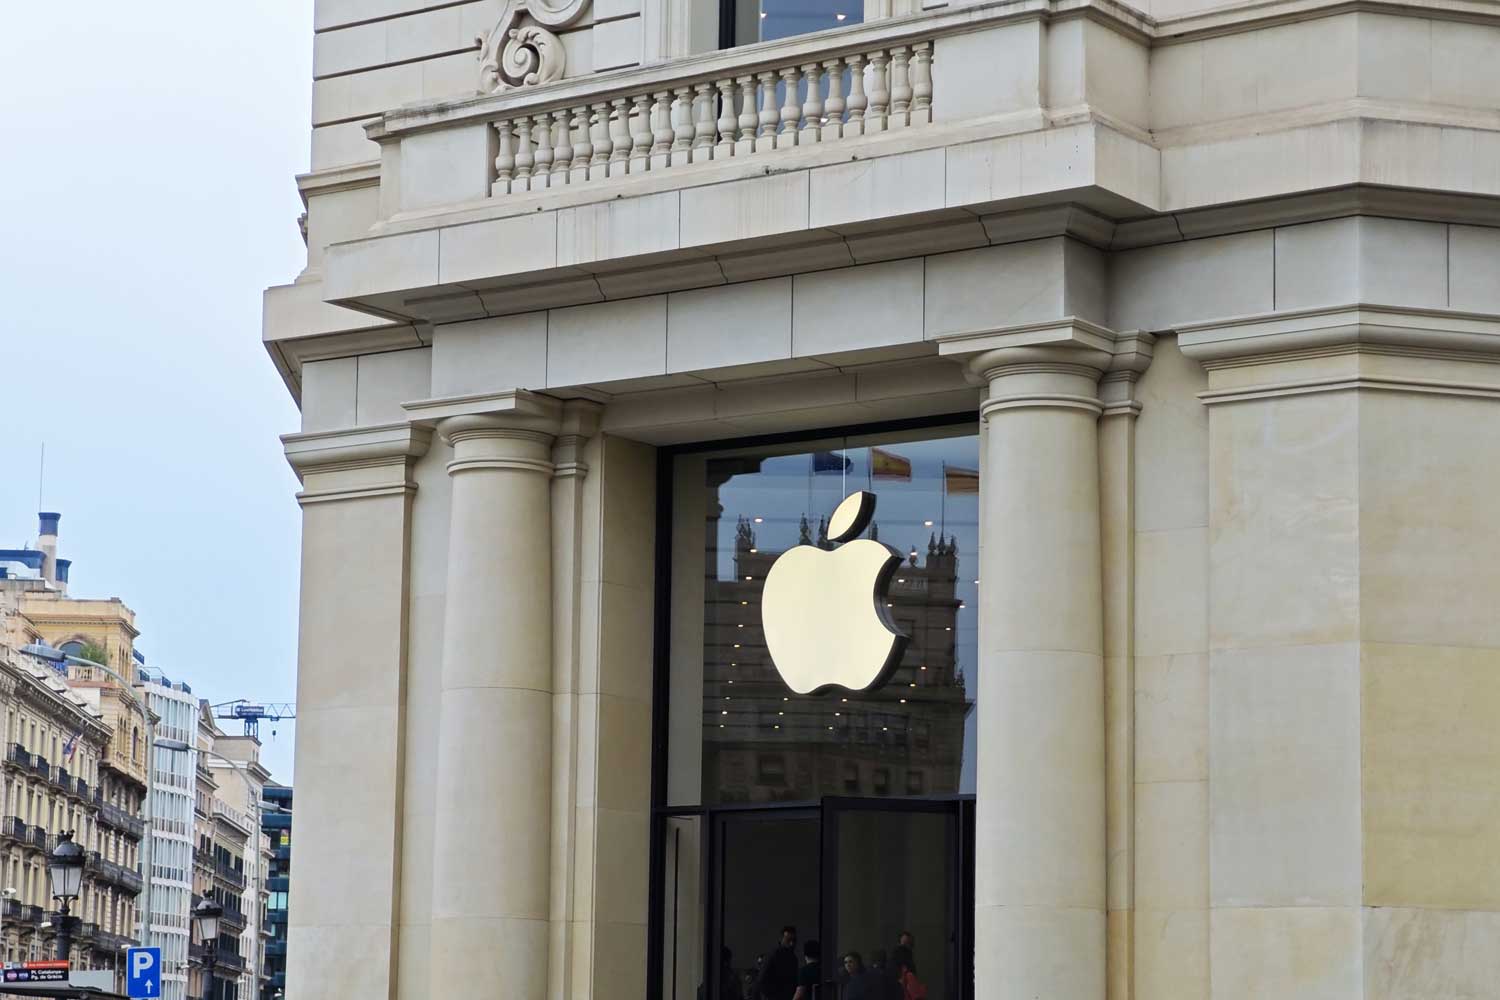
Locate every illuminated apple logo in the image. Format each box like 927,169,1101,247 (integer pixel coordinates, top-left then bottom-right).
761,491,910,695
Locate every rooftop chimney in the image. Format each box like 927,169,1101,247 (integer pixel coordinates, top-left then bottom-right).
37,512,60,586
55,558,71,596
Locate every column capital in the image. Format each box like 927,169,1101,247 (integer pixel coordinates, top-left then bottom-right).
281,422,432,505
939,318,1147,419
553,400,604,481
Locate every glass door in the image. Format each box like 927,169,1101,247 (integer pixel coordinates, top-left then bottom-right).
820,798,967,1000
710,807,821,1000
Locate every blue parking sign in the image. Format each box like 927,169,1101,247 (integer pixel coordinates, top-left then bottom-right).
126,947,161,998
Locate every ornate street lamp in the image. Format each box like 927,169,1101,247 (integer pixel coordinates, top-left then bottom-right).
192,898,223,1000
46,831,85,962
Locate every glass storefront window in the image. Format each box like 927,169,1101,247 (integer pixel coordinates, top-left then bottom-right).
725,0,864,47
667,425,979,808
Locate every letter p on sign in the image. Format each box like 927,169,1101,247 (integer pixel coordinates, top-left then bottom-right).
126,946,161,998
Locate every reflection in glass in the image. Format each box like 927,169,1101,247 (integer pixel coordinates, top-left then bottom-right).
729,0,865,47
692,429,980,806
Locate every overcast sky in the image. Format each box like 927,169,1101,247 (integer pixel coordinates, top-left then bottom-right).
0,2,313,780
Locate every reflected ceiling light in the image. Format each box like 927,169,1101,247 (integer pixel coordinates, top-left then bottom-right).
754,517,764,523
836,12,847,19
737,623,745,628
899,698,907,704
923,520,934,527
908,683,916,688
741,601,748,606
920,665,927,671
745,575,753,581
750,548,758,554
897,578,906,583
721,710,728,715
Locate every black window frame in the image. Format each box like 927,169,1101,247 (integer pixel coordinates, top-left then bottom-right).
647,409,979,1000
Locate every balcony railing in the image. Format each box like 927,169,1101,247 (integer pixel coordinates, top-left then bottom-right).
4,744,28,770
483,35,933,199
99,801,147,840
214,860,247,891
92,856,145,895
0,816,27,842
28,754,49,779
26,826,46,850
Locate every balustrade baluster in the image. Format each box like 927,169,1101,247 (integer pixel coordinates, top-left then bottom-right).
514,115,535,189
608,98,632,177
910,42,933,125
651,91,674,170
822,58,846,141
777,65,801,149
735,75,757,157
492,119,515,196
866,52,891,134
800,63,824,142
631,94,653,172
569,106,592,184
533,112,554,188
756,71,780,150
845,53,868,137
889,46,913,129
692,82,716,162
551,108,573,183
716,79,738,158
671,86,694,167
589,102,612,177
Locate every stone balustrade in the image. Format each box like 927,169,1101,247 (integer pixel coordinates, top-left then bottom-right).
486,37,934,197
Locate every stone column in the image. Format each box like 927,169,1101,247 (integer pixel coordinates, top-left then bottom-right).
280,423,431,1000
427,396,563,1000
969,339,1110,1000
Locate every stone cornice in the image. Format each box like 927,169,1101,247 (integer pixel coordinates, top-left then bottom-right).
935,316,1124,366
402,388,565,429
283,423,434,474
1175,304,1500,368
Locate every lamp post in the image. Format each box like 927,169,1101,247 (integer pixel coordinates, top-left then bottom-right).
47,832,85,963
192,898,222,1000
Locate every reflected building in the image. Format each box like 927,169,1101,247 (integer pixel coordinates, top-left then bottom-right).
703,500,972,804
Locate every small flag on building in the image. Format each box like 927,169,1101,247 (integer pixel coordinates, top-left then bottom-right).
944,464,980,494
811,451,851,474
62,730,80,761
871,447,912,481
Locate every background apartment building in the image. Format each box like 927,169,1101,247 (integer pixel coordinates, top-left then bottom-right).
259,785,290,1000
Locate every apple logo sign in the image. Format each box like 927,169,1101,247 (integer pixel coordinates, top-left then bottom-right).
761,490,910,695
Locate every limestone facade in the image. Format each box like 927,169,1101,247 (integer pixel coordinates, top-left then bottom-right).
265,0,1500,997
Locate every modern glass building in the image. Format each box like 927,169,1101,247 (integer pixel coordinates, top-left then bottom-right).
264,0,1500,998
260,785,290,1000
138,670,197,1000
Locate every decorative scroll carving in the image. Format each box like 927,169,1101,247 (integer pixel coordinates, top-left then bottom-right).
477,0,592,93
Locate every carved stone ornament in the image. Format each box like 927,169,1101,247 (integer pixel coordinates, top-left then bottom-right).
477,0,592,93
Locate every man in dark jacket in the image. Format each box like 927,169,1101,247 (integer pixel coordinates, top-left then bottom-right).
758,926,799,1000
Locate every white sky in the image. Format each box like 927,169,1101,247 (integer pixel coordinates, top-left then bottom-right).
0,2,315,780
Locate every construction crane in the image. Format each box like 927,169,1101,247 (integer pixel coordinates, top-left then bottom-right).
212,700,296,739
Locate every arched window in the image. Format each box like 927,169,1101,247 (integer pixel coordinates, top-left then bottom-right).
58,641,85,658
132,727,140,764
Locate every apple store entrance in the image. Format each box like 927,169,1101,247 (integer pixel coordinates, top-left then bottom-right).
652,418,981,1000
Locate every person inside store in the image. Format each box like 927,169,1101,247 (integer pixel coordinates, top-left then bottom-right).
890,946,926,1000
758,926,800,1000
792,939,822,1000
699,946,740,1000
839,951,890,1000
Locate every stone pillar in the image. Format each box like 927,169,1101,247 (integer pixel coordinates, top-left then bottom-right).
1097,334,1153,1000
427,396,563,1000
969,340,1110,1000
280,423,431,1000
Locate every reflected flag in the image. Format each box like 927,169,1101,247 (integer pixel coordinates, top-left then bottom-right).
811,451,851,474
870,447,912,481
943,464,980,494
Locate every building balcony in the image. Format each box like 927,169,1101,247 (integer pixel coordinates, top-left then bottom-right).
91,856,145,895
28,754,50,780
214,860,247,891
98,801,147,841
265,939,286,959
4,744,28,770
0,816,27,843
26,825,47,851
51,767,75,797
